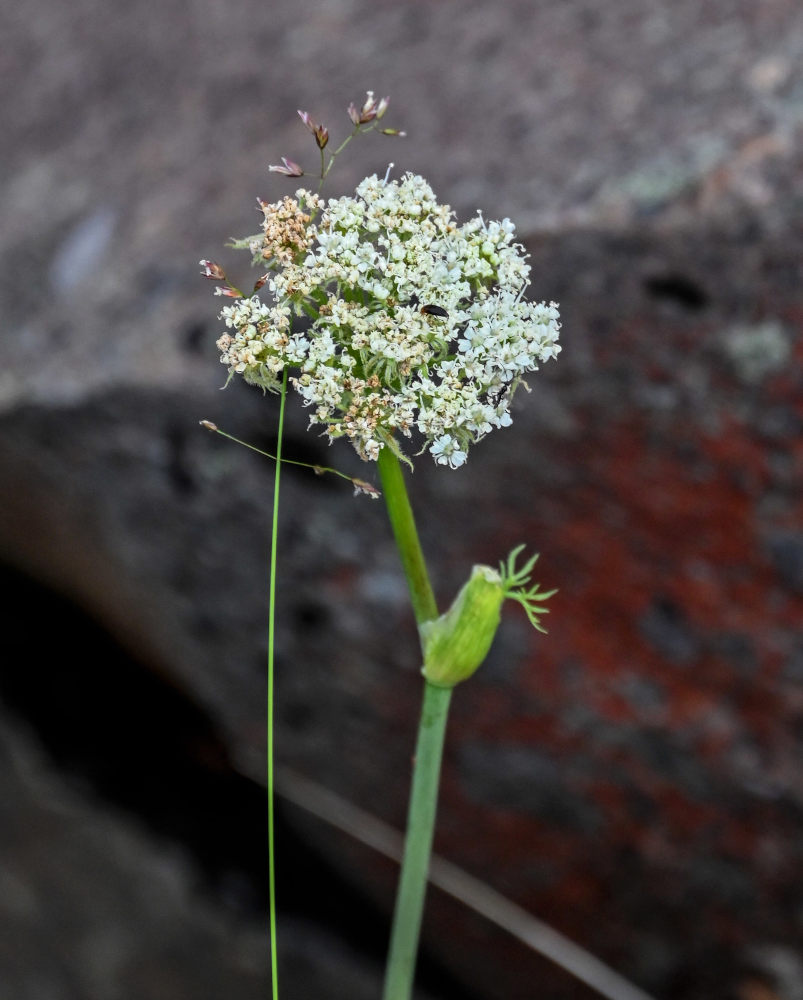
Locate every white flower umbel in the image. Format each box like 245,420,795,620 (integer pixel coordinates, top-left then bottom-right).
216,173,560,467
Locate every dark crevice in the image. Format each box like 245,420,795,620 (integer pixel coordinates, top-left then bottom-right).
292,600,331,630
165,422,197,495
0,563,479,1000
643,274,709,310
181,320,208,355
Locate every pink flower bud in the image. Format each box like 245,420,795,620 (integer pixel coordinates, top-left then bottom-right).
213,286,242,298
347,91,391,125
360,91,378,120
298,111,328,149
351,478,381,499
268,157,304,177
253,274,268,292
199,259,226,280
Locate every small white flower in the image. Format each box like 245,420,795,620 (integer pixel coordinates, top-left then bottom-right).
431,434,468,469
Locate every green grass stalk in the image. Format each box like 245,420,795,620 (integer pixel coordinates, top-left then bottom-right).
267,367,289,1000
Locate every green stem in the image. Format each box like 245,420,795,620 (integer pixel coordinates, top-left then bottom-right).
383,681,452,1000
377,447,451,1000
377,448,438,625
267,367,289,1000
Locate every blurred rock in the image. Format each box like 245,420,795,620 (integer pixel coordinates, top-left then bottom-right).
0,710,266,1000
1,1,802,999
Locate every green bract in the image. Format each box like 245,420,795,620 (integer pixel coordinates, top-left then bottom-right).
421,566,505,688
420,546,555,688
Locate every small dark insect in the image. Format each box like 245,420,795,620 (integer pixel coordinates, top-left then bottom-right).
420,304,449,318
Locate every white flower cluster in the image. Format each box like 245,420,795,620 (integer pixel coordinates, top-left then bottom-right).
216,173,560,468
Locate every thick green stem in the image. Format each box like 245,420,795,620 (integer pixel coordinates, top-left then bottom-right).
377,448,438,626
377,447,451,1000
382,681,452,1000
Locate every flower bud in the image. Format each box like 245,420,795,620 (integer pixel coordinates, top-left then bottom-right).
199,259,226,280
420,565,505,688
269,156,304,177
297,111,329,149
351,477,381,498
347,91,390,125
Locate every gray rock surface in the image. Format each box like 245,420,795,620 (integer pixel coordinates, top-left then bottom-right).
2,1,803,999
0,712,267,1000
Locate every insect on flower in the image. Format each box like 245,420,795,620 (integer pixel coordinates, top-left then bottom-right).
420,304,449,318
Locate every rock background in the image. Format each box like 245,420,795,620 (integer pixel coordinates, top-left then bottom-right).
1,1,802,999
